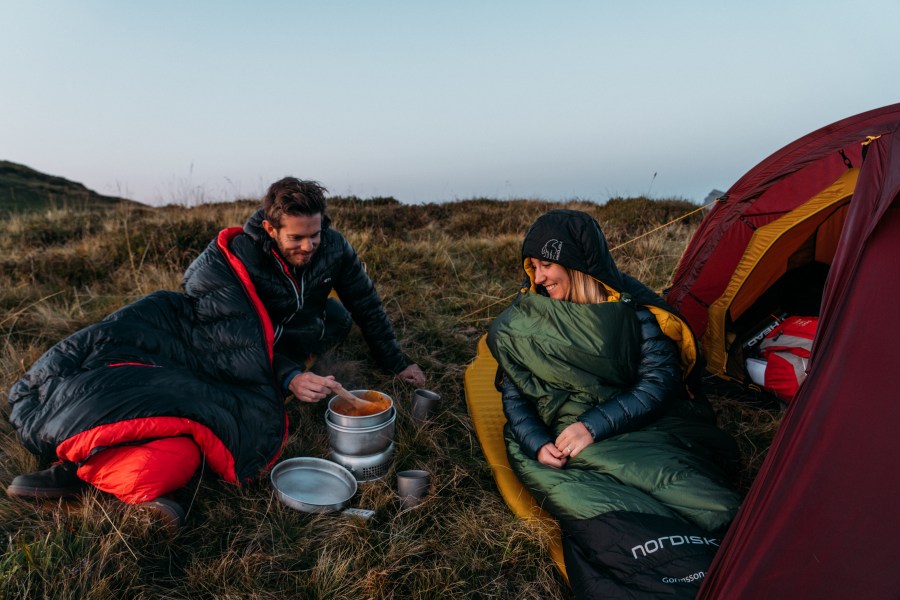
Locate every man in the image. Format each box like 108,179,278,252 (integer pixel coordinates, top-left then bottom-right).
233,177,425,400
5,177,424,529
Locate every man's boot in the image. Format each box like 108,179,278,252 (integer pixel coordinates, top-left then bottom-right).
6,462,88,499
136,497,186,533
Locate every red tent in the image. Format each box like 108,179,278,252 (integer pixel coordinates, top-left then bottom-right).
668,105,900,598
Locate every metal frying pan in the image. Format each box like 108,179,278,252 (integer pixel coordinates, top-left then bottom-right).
270,457,358,513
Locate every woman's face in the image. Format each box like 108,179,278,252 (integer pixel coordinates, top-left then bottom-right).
530,258,570,300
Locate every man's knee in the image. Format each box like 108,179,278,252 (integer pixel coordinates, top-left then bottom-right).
77,436,201,504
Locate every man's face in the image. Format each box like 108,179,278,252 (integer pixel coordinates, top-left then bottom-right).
262,213,322,268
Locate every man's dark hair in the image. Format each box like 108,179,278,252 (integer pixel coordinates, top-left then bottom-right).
263,177,330,228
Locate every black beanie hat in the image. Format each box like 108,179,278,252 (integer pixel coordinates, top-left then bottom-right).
522,209,614,282
521,209,675,312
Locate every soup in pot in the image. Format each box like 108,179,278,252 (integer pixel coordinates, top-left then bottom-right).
331,390,391,416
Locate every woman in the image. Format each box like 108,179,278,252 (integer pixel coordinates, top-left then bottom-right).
487,210,741,599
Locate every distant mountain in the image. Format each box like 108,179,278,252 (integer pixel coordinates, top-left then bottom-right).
0,160,144,213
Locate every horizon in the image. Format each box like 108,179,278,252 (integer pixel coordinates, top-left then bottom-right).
3,157,718,207
3,1,899,206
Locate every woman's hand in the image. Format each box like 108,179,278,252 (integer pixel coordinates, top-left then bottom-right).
537,443,567,468
555,422,594,458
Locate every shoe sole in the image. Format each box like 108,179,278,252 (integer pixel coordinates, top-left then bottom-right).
6,484,86,499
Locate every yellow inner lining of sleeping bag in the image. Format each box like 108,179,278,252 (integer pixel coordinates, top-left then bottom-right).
464,335,568,583
522,259,698,379
705,168,858,379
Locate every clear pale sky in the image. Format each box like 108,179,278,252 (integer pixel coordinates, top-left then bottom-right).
3,1,899,206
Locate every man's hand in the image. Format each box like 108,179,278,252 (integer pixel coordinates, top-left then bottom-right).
397,364,426,386
537,442,567,468
288,372,339,403
555,421,594,458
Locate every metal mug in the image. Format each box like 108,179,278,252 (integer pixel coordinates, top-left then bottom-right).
411,389,441,425
397,469,431,509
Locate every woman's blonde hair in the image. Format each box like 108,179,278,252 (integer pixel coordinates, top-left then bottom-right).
565,268,608,304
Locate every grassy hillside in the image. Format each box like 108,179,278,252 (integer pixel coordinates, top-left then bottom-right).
0,196,780,599
0,161,141,214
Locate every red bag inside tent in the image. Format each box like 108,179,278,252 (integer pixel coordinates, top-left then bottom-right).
759,316,818,402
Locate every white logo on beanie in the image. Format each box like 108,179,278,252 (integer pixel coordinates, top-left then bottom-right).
541,239,562,261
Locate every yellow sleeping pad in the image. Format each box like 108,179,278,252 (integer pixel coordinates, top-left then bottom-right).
464,334,568,582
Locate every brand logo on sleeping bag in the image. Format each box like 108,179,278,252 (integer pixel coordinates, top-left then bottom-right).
631,535,719,560
541,239,562,261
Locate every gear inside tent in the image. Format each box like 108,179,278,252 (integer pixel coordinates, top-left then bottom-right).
667,104,900,400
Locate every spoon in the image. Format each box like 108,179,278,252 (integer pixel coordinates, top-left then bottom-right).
333,385,374,407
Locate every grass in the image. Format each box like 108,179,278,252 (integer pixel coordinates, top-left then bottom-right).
0,196,782,599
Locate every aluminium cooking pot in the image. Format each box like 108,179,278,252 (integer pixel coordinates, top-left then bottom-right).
326,389,394,428
325,409,396,455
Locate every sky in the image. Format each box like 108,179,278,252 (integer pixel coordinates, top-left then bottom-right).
3,1,899,207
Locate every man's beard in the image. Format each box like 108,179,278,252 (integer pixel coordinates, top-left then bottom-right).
283,245,317,267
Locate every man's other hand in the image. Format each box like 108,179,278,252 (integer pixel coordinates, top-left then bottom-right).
398,364,426,386
288,372,339,403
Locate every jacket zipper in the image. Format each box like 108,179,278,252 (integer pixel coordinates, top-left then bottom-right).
270,250,305,342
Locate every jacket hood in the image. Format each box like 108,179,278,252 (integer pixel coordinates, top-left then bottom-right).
521,210,659,306
522,209,622,291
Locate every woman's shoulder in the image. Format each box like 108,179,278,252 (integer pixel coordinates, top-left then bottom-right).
633,305,657,323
